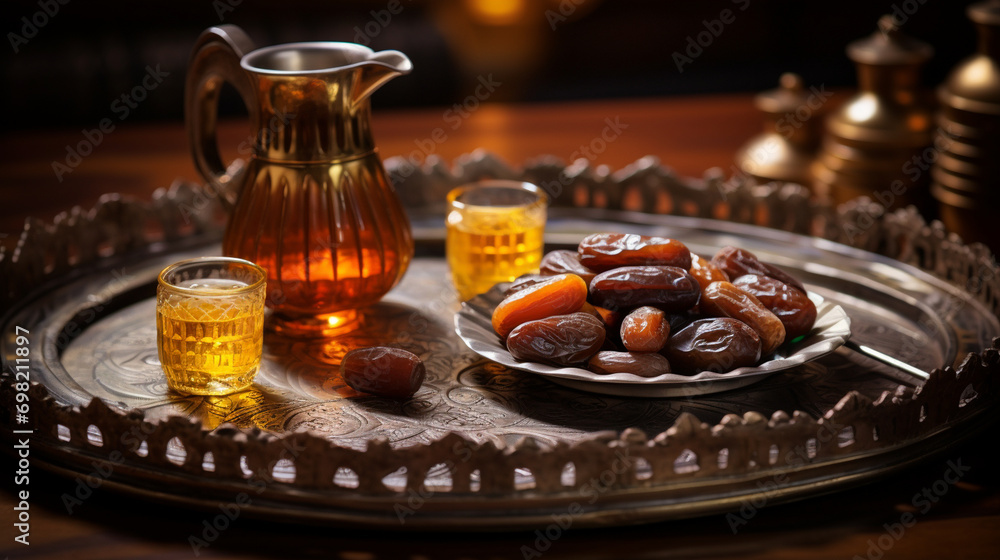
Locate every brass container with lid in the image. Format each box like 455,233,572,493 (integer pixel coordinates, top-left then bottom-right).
735,73,824,186
813,16,935,214
932,0,1000,253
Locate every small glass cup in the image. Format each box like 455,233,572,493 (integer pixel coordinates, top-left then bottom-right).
156,257,266,396
446,180,547,301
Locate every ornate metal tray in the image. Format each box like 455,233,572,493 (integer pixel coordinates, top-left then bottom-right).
1,153,998,530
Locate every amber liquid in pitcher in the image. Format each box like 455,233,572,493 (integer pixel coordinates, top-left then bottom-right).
186,28,415,336
222,157,413,331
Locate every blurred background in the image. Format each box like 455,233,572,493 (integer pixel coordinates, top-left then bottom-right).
1,0,981,130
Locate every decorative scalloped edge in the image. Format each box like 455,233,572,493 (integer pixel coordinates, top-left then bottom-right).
1,152,998,503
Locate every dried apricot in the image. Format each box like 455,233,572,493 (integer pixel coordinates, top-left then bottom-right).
492,273,588,337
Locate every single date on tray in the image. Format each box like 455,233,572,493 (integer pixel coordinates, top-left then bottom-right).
341,347,426,398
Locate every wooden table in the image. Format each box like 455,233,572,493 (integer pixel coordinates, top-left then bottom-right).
0,96,759,249
2,96,999,559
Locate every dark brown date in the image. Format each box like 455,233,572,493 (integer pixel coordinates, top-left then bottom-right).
341,347,426,398
732,274,817,339
711,246,806,294
620,306,671,352
588,351,672,377
578,233,692,271
700,281,786,355
540,250,598,284
589,266,700,312
506,312,606,366
664,318,761,375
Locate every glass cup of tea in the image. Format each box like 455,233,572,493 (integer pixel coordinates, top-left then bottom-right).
446,180,548,301
156,257,266,395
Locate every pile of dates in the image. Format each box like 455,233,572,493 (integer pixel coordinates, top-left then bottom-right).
491,233,817,376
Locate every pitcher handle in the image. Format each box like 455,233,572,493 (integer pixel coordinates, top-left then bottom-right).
184,25,257,210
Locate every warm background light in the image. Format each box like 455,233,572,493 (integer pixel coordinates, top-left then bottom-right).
463,0,528,26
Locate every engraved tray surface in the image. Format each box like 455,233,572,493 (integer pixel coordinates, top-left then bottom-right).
2,158,999,529
27,213,995,448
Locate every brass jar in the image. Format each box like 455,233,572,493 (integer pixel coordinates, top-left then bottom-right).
931,0,1000,252
813,16,936,215
735,73,824,186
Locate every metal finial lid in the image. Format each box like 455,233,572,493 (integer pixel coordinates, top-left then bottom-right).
847,15,933,66
754,73,809,114
969,0,1000,26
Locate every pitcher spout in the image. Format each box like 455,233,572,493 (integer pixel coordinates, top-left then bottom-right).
352,50,412,112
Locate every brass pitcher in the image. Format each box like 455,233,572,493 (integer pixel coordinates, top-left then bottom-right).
185,25,413,336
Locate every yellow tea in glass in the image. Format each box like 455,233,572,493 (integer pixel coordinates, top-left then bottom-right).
446,181,547,301
156,257,266,395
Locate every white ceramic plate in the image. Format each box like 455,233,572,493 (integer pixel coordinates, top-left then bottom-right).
454,285,852,397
